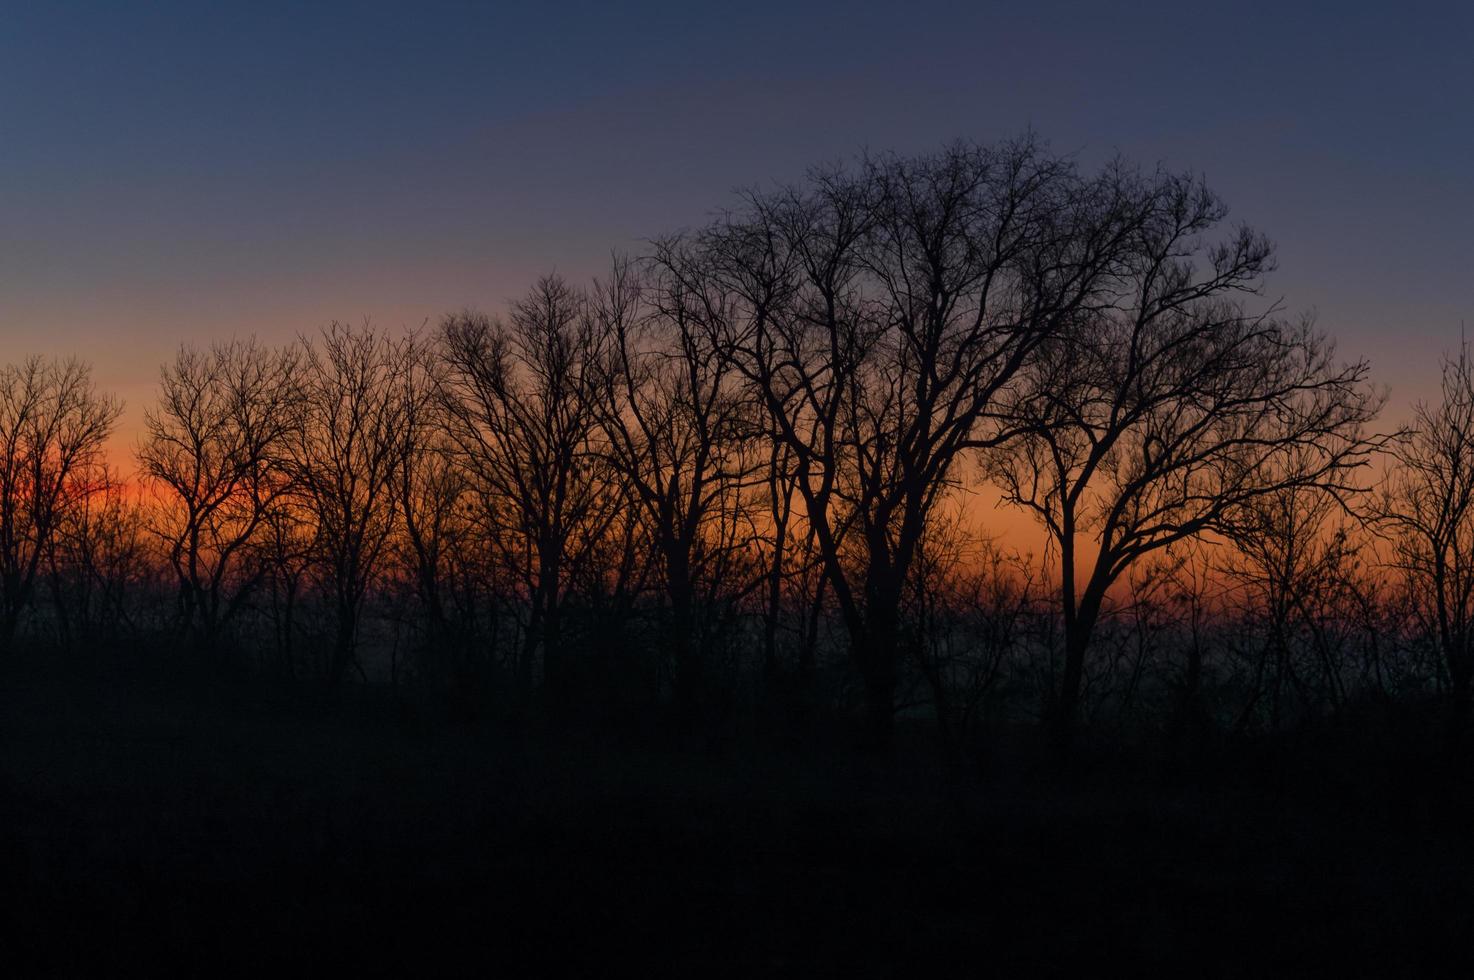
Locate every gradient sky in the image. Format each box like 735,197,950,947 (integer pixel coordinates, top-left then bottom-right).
3,0,1471,462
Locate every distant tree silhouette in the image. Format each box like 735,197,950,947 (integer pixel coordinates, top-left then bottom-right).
906,515,1040,754
291,322,415,683
256,488,315,676
592,252,761,722
390,336,467,667
1379,339,1474,721
43,467,150,649
0,356,121,652
138,339,301,646
1220,483,1368,730
439,277,612,694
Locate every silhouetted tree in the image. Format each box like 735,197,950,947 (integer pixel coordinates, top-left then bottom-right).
138,339,301,646
0,356,121,651
44,467,151,649
1378,340,1474,721
291,322,414,683
256,493,316,676
392,338,466,662
592,253,761,721
1221,483,1366,730
990,172,1385,753
705,137,1159,744
439,276,610,694
906,514,1040,754
1156,540,1227,757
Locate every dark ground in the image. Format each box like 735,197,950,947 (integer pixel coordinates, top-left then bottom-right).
3,650,1472,977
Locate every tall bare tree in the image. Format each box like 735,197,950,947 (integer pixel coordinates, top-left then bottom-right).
1378,340,1474,717
44,466,151,649
138,339,301,645
0,356,121,651
256,491,316,676
1221,483,1367,730
591,253,761,719
906,515,1040,754
703,137,1150,743
393,337,474,673
439,275,610,693
292,322,415,683
989,173,1385,750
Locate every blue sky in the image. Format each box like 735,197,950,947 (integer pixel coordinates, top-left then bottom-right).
2,0,1470,433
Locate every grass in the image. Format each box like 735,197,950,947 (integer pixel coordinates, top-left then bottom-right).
3,647,1472,976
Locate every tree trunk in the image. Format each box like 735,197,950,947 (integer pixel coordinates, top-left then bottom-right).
520,591,542,694
854,593,899,750
1446,647,1472,750
0,600,23,655
1050,588,1103,765
329,592,357,685
535,545,563,696
281,580,298,678
667,550,702,726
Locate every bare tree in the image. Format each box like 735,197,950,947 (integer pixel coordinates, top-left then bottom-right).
1378,340,1474,718
138,339,301,645
0,356,122,651
439,275,610,694
989,172,1385,752
256,492,316,677
393,340,465,656
291,322,415,683
44,466,151,649
906,514,1040,754
591,253,761,720
1154,539,1227,757
1221,483,1367,731
703,137,1149,744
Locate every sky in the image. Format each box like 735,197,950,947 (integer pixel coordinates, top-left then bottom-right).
2,0,1471,474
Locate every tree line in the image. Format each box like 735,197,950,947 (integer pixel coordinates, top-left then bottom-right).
6,136,1469,757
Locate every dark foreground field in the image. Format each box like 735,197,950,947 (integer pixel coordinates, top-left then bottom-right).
3,651,1472,977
